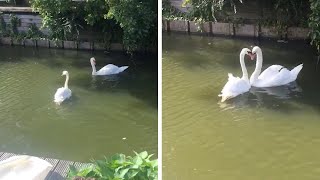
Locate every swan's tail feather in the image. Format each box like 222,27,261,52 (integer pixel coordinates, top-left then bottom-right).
218,93,233,102
54,100,62,105
54,98,63,105
290,64,303,81
118,66,129,73
221,95,232,102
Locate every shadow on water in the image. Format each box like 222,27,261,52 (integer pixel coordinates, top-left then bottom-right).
218,82,303,112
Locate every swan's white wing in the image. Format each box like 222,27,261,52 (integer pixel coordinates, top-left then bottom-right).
219,73,250,101
54,87,72,104
255,68,291,87
221,74,240,93
267,68,291,86
258,65,283,80
96,64,119,75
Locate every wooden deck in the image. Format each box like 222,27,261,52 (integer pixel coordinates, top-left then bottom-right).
0,152,91,180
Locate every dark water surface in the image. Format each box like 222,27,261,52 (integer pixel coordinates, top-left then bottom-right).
0,46,158,161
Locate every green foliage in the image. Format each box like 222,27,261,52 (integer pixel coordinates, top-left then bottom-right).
309,0,320,52
67,151,158,180
8,14,20,37
30,0,83,41
30,0,157,52
26,23,43,40
162,0,189,20
0,15,9,37
258,0,309,38
106,0,157,52
83,0,123,49
0,14,45,42
183,0,243,22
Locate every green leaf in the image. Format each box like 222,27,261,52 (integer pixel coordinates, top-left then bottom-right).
139,151,148,159
118,168,130,178
67,165,78,178
126,169,139,179
77,165,95,177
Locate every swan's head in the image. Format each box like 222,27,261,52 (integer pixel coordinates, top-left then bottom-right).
61,70,68,76
240,48,254,59
241,48,251,55
249,46,262,60
90,57,96,65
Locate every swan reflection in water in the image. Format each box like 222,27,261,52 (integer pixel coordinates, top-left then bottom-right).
90,74,121,90
250,81,302,100
218,82,302,110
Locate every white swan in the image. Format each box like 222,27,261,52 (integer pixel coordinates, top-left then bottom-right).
90,57,129,75
219,48,252,102
0,155,52,180
249,46,303,87
54,70,72,105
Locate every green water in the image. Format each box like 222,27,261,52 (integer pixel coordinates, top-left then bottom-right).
0,46,157,162
163,34,320,180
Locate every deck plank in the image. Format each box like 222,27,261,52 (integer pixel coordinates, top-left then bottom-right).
48,160,74,180
0,152,89,180
0,152,17,161
44,158,60,180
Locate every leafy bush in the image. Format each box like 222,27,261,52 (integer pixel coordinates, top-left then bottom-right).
8,14,20,37
162,0,190,20
67,151,158,180
0,15,9,37
30,0,157,52
309,0,320,52
30,0,84,41
182,0,243,22
106,0,157,52
26,23,43,40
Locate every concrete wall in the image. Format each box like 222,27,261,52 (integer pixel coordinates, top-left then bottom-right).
0,12,123,51
1,13,49,35
163,20,310,40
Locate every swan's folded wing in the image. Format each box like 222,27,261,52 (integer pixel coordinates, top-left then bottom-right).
54,88,71,102
258,65,283,80
54,87,65,100
97,64,119,75
227,73,240,81
267,68,291,87
221,76,248,95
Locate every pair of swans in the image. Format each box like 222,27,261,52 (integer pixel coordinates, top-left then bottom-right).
54,57,129,105
219,46,303,102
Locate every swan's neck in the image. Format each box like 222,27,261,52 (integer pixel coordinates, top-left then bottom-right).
64,74,69,89
91,62,97,75
240,52,248,80
250,49,263,83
